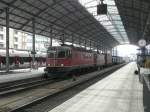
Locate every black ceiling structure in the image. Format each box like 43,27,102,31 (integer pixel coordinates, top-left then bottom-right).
115,0,150,45
0,0,119,50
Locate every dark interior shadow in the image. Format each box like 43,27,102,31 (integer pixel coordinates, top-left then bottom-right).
143,79,150,112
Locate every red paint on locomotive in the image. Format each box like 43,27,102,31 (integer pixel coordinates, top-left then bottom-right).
45,46,107,76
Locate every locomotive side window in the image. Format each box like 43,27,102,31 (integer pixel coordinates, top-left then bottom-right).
66,50,72,57
47,51,56,58
58,50,66,58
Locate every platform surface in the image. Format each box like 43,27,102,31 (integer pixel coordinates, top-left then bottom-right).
49,62,144,112
0,67,44,83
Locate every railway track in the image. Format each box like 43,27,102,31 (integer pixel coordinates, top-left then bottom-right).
0,64,124,112
0,78,56,96
18,67,120,112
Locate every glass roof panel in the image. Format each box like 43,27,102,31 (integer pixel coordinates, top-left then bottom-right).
79,0,129,44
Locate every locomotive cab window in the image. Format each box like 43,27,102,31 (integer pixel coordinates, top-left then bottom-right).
57,49,71,58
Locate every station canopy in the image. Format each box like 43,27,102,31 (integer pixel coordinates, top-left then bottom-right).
79,0,129,45
115,0,150,45
0,0,121,50
1,0,148,49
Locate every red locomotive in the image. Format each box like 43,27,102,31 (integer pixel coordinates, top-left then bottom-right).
44,45,112,77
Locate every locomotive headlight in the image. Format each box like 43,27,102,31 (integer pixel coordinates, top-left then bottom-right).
61,64,64,67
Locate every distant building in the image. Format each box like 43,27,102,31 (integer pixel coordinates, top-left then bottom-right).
25,33,50,51
123,56,130,62
0,26,50,52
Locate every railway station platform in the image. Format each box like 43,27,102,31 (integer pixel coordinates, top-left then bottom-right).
0,67,44,83
49,62,145,112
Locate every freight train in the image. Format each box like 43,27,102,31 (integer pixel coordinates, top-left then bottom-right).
112,56,124,64
44,45,123,77
0,48,46,69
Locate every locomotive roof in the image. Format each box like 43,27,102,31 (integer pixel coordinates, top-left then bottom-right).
48,45,95,53
48,45,110,55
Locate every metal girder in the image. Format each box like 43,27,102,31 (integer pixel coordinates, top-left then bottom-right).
50,0,103,44
0,0,119,49
114,0,150,45
116,1,148,14
0,0,19,12
143,11,150,38
4,0,88,44
64,15,93,29
107,12,125,42
37,2,98,40
67,2,114,43
143,0,150,3
51,1,88,27
0,15,72,39
19,0,62,29
0,16,70,40
66,1,106,43
69,21,105,35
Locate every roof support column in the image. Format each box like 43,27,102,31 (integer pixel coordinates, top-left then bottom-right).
105,48,107,54
32,19,36,68
71,34,74,46
102,45,104,53
103,48,106,54
115,47,118,56
84,40,86,49
96,47,99,53
90,40,91,50
112,48,114,56
79,38,81,47
5,7,9,72
50,27,53,47
62,34,65,45
96,42,99,53
110,48,112,55
100,41,102,53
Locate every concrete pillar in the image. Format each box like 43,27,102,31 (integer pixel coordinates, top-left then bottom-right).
5,7,9,72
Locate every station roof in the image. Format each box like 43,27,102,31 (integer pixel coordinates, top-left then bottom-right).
115,0,150,45
0,0,149,49
0,0,119,50
79,0,129,45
